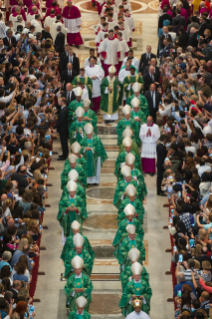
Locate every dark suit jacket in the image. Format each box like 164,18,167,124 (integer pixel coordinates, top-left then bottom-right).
143,65,160,78
61,69,77,86
143,72,160,90
3,36,17,48
62,55,80,75
188,31,199,47
10,288,18,303
42,30,53,40
195,255,212,269
199,22,208,36
159,33,172,50
159,43,174,58
55,106,69,135
144,90,161,114
138,52,156,73
54,32,65,53
158,13,172,29
172,15,185,26
61,90,76,105
156,143,167,169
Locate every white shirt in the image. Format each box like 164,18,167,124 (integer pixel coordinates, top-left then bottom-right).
198,165,212,177
203,125,212,136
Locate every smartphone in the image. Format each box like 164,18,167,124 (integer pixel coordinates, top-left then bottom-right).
19,148,21,153
168,194,170,199
178,254,183,263
26,134,28,137
177,290,182,297
0,237,3,240
192,223,195,227
16,235,19,239
196,235,199,239
197,35,200,39
47,102,50,106
185,108,187,112
29,305,35,312
205,304,211,309
178,192,181,198
39,225,42,230
170,218,173,224
30,260,33,264
46,94,49,98
40,152,42,157
183,181,185,185
171,209,174,213
44,174,47,179
189,239,195,248
174,246,177,252
15,218,18,222
24,313,28,319
49,151,52,156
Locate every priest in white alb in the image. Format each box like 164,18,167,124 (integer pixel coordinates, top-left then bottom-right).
139,116,160,176
85,56,104,113
99,29,121,76
62,0,83,47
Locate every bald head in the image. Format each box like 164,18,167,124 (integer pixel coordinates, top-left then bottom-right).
45,25,50,32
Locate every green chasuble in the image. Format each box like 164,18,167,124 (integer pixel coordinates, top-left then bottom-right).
113,218,144,259
118,198,145,224
100,76,120,115
61,234,95,262
120,265,149,291
73,110,97,134
80,135,108,178
114,151,141,180
116,118,139,146
61,162,87,189
69,120,86,144
72,75,93,103
64,155,87,173
131,168,147,201
65,274,93,311
119,142,140,160
57,195,87,237
123,75,144,100
118,236,145,266
127,94,149,118
60,184,86,204
130,110,146,132
119,279,152,315
68,310,91,319
113,179,139,209
68,99,83,125
64,249,94,278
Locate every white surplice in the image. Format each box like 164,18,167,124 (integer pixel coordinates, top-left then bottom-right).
139,123,160,159
121,56,139,71
84,57,102,68
100,37,121,65
119,39,129,61
126,311,151,319
85,65,104,98
44,15,56,29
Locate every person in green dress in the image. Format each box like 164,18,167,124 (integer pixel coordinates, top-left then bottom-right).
125,153,147,201
69,107,86,144
123,68,144,100
72,68,93,103
113,204,144,260
61,220,95,262
113,165,140,208
65,256,93,312
100,65,120,123
119,262,152,315
116,105,139,146
61,154,87,189
64,233,94,278
126,82,149,119
120,248,149,292
130,97,147,130
82,99,98,134
68,296,91,319
80,123,108,185
57,180,87,237
114,137,141,181
119,224,145,268
68,87,84,125
117,184,145,224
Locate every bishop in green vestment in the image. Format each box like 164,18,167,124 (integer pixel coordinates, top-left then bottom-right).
113,166,140,208
68,295,91,319
69,107,86,144
61,154,87,189
64,248,94,278
116,105,139,146
120,263,149,292
69,143,87,172
65,270,93,311
68,98,84,126
72,69,93,103
72,99,98,133
130,97,147,132
118,196,145,224
57,181,87,237
100,65,120,122
123,68,144,100
80,123,108,184
126,82,149,119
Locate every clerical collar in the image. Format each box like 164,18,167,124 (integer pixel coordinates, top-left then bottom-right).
119,39,123,41
80,76,85,78
75,273,82,278
119,28,124,31
102,29,108,32
134,279,141,283
126,14,130,17
108,37,114,40
125,68,130,71
89,65,95,67
130,74,136,77
77,311,84,315
147,123,153,127
69,195,76,199
108,19,113,21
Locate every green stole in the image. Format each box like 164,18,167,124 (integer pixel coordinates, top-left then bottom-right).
134,281,142,296
132,111,139,118
75,277,82,288
76,315,82,319
77,121,83,142
125,120,130,128
69,197,76,223
129,239,136,249
87,138,93,176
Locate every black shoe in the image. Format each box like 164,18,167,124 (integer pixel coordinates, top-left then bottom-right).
57,157,66,161
157,192,167,197
58,155,64,158
75,45,80,49
105,120,110,124
150,173,155,176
